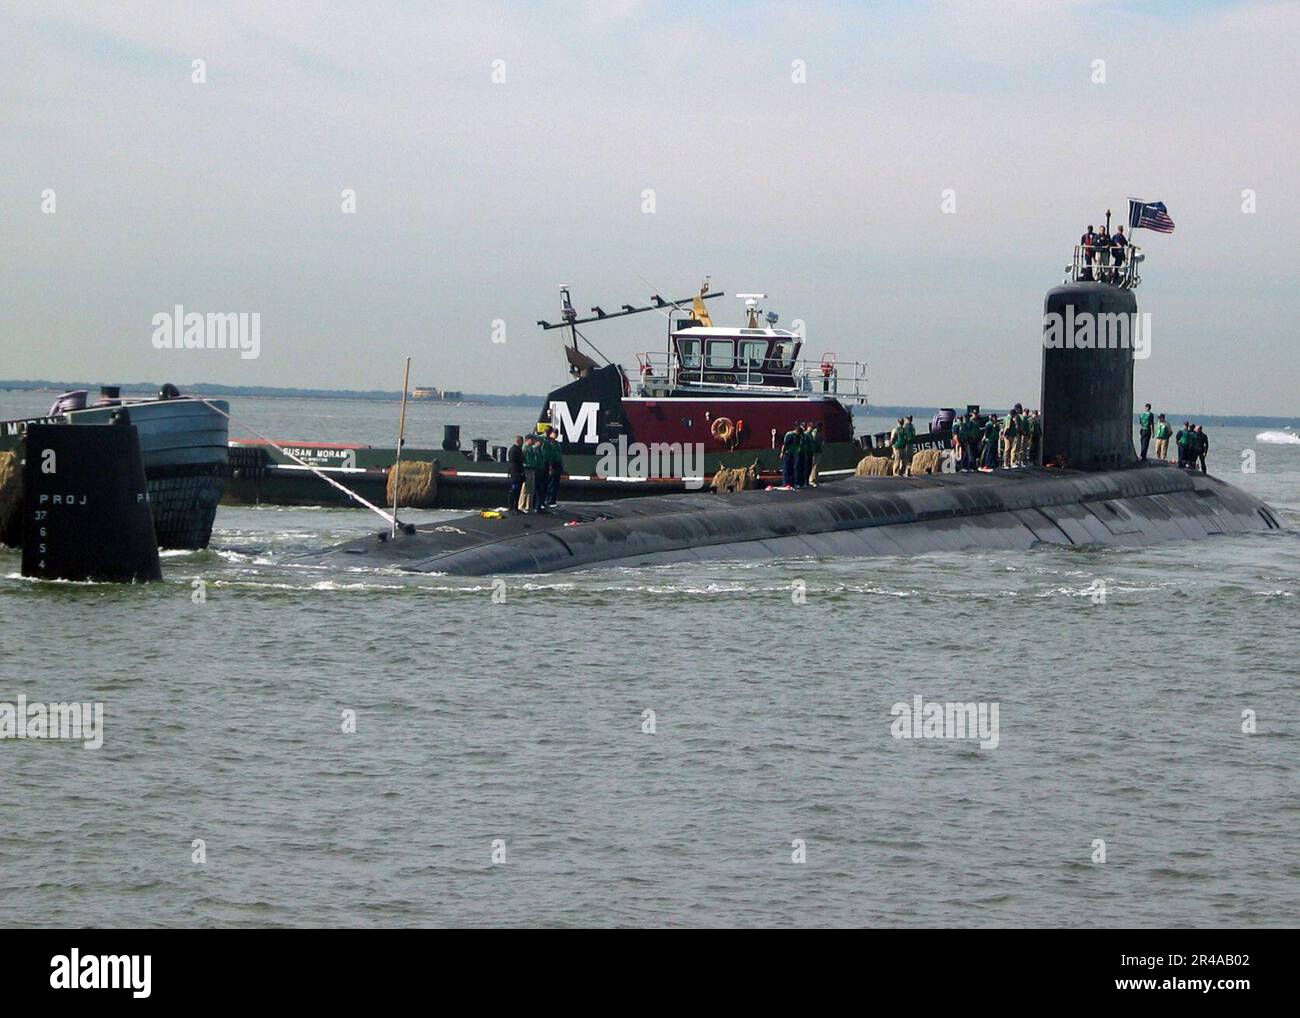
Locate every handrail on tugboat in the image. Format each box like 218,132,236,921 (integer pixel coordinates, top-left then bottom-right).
632,351,869,402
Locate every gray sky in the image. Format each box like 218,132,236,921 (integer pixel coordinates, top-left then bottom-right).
2,0,1297,414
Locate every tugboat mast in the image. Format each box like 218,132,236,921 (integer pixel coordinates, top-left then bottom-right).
538,283,725,377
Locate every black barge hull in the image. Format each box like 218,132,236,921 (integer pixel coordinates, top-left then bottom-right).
2,397,229,550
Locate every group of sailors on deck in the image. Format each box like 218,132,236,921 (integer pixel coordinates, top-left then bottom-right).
946,406,1041,472
780,421,824,488
1078,222,1130,282
1139,403,1209,472
507,429,564,513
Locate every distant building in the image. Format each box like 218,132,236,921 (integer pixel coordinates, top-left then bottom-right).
411,386,464,402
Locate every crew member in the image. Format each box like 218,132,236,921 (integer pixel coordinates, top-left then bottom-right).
506,435,525,513
1109,226,1129,282
952,414,968,472
1079,225,1097,280
1197,425,1209,473
1175,422,1190,468
902,415,916,474
796,422,811,488
545,427,563,507
1138,403,1154,460
781,424,801,487
889,417,906,476
982,414,999,469
521,434,541,511
1028,410,1041,464
1154,414,1171,460
807,422,823,486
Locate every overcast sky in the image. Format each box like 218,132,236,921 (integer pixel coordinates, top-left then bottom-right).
2,0,1297,414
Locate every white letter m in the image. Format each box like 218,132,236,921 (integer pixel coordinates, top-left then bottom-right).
550,401,600,444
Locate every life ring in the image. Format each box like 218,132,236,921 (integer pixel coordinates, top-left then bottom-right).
711,417,735,443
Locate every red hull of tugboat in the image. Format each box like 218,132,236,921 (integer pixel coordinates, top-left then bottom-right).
619,396,854,451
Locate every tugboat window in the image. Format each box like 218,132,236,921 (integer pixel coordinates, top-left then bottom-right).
739,340,766,369
706,339,735,368
771,340,797,368
677,338,701,368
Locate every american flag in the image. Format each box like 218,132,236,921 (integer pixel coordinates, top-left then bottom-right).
1127,199,1176,234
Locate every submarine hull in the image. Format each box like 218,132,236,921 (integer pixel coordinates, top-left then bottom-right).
289,465,1284,576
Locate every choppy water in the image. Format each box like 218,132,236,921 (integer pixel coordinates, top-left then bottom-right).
2,393,1298,927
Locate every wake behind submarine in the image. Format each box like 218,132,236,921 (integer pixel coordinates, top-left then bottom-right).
291,257,1285,576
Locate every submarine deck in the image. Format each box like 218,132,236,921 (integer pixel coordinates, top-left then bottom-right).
288,464,1284,576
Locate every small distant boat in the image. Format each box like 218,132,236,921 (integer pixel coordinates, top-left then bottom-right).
1256,429,1300,445
1,385,229,549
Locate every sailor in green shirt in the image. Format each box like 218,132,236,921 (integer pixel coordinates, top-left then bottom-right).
793,422,811,488
902,415,916,473
521,434,542,512
1138,402,1155,460
1176,421,1196,468
889,418,907,476
1027,409,1041,464
951,414,968,471
1154,414,1172,460
982,415,999,469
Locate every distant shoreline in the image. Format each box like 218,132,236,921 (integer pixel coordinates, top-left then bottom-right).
0,379,539,408
1,380,1295,429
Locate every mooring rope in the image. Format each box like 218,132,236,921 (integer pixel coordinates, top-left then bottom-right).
197,398,401,529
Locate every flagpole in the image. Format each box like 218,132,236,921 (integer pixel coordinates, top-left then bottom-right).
1104,208,1113,282
391,357,411,539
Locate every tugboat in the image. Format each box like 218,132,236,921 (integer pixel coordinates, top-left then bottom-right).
0,385,229,550
225,281,909,508
534,280,870,474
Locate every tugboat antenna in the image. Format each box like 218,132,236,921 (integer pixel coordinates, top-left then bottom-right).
736,292,768,329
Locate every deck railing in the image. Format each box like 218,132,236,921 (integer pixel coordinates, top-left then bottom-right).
1067,243,1143,289
635,352,869,402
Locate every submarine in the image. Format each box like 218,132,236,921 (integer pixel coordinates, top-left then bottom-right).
289,246,1285,576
